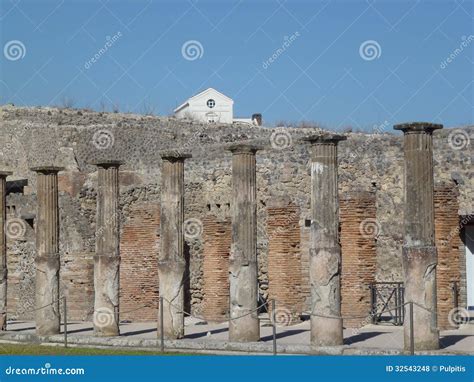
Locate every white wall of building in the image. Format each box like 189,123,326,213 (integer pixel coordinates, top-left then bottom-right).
174,88,234,124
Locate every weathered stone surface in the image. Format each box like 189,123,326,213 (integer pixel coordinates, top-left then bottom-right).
305,135,346,346
434,183,464,329
267,203,302,324
93,161,121,336
202,216,231,322
395,122,442,351
120,203,160,322
340,191,377,328
402,246,438,350
32,167,63,336
158,153,190,339
0,171,12,330
228,144,261,342
0,106,471,322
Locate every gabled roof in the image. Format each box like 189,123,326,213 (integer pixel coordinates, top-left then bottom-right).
173,88,234,113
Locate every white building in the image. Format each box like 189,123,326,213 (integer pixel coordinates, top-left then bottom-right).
173,88,261,125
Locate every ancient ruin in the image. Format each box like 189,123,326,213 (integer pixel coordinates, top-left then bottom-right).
394,122,443,351
0,171,12,331
157,152,191,339
31,166,63,336
228,144,261,342
305,134,346,346
0,105,472,351
93,161,122,336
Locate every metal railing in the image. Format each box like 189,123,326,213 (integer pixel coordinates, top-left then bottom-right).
369,282,404,325
2,293,453,356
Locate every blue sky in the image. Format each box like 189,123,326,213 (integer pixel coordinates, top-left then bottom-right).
1,0,473,129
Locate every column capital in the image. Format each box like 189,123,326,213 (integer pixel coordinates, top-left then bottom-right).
30,166,64,174
302,133,347,145
394,122,443,134
227,143,263,154
91,160,123,168
159,151,192,161
0,171,13,178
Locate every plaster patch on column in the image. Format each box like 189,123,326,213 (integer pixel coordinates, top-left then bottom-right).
311,162,326,175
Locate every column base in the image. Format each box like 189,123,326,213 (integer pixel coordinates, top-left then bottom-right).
402,246,439,350
94,326,120,337
229,317,260,342
36,323,60,336
310,316,343,346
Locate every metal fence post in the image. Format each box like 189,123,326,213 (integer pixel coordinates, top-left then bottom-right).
63,296,68,348
271,300,277,355
452,282,459,311
369,284,376,324
401,285,405,324
160,296,164,353
409,302,414,355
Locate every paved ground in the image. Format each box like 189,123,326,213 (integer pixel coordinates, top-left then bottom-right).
4,318,473,354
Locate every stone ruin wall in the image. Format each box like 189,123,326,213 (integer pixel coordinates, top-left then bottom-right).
0,106,472,325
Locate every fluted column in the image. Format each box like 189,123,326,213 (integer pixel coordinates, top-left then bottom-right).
228,144,261,342
31,166,63,336
0,171,12,331
92,161,122,336
158,152,191,339
394,122,443,351
304,134,346,346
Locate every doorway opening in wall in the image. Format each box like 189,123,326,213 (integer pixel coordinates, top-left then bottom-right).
206,112,218,123
464,222,474,310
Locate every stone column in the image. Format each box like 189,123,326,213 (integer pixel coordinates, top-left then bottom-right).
92,161,122,336
394,122,443,351
304,134,346,347
31,166,63,336
0,171,12,331
228,144,261,342
158,152,191,339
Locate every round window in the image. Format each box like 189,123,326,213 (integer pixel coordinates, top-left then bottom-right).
206,99,215,108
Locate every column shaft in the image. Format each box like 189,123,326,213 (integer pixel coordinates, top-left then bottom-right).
395,122,442,351
228,145,260,342
32,167,63,336
158,153,190,339
305,135,345,346
93,162,121,336
0,172,12,331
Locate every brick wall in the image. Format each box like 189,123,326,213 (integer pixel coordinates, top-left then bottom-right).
300,225,311,312
60,252,94,320
267,204,303,323
119,203,160,321
201,216,231,321
434,183,463,329
340,191,377,328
